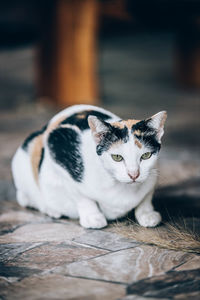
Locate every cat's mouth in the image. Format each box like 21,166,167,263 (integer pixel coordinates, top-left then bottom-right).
127,180,140,184
123,179,140,184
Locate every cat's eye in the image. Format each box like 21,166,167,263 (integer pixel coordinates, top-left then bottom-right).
141,152,152,160
111,154,123,162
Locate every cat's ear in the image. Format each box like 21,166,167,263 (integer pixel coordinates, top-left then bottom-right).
148,111,167,142
88,116,111,143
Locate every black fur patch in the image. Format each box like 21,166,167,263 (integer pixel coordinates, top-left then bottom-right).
61,110,111,131
96,121,129,155
22,124,47,151
132,120,161,153
38,148,45,172
48,127,84,182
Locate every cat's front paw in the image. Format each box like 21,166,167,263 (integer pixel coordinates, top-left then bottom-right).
137,211,161,227
80,213,108,229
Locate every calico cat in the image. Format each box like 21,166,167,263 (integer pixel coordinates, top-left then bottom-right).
12,105,167,229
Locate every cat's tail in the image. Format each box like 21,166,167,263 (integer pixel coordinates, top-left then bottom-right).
115,219,200,254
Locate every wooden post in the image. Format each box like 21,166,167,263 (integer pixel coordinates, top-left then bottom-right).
175,21,200,89
37,0,99,108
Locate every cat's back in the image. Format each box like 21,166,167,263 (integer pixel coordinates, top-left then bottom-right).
48,104,118,131
20,104,118,152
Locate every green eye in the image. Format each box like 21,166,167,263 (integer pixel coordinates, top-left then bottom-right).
141,152,152,160
111,154,123,162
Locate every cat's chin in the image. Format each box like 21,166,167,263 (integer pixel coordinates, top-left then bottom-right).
113,175,146,185
124,178,147,184
127,180,141,185
116,178,141,185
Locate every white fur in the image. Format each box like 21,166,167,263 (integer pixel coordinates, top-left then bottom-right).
11,105,166,229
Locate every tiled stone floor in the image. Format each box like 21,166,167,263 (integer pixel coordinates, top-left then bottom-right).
1,32,200,299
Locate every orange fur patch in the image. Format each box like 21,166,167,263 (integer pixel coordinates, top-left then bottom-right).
46,115,67,135
111,119,140,130
28,115,71,185
134,129,141,136
76,110,92,119
111,119,144,148
111,121,125,129
135,139,142,149
30,135,43,184
29,115,69,185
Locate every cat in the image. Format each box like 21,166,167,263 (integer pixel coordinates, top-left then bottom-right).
12,104,167,229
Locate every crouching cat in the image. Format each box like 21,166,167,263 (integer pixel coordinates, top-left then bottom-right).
12,105,167,229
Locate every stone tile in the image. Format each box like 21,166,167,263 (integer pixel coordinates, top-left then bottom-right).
0,210,51,236
174,291,200,300
0,210,51,224
119,296,169,300
0,277,10,289
62,245,195,284
0,242,42,262
0,222,86,244
7,241,108,270
126,269,200,299
0,263,41,281
175,255,200,271
74,230,139,251
0,198,20,216
0,274,126,300
0,222,21,236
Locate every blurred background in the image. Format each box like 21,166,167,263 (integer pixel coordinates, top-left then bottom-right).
0,0,200,218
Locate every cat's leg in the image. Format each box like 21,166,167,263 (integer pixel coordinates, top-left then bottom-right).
16,190,29,207
76,197,107,229
135,190,161,227
16,189,42,211
40,174,79,219
40,184,63,219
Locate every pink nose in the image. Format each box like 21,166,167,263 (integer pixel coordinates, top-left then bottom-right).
128,170,140,181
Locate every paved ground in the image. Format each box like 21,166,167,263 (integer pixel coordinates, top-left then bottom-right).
0,32,200,299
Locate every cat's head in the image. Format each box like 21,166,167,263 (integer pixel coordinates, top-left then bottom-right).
88,111,167,184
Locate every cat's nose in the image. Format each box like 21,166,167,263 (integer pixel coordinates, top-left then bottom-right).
128,170,140,181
